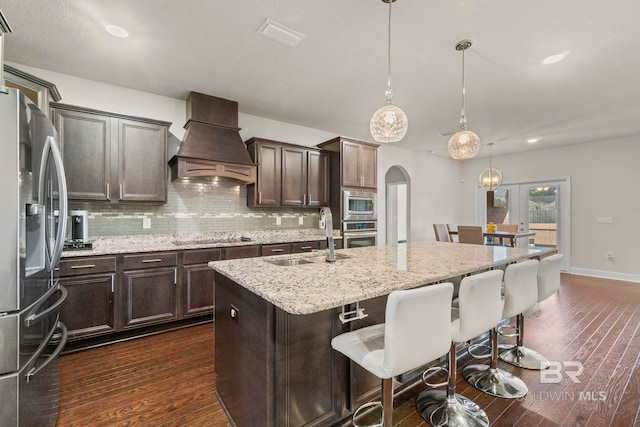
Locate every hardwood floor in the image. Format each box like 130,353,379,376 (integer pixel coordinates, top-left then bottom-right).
56,274,640,426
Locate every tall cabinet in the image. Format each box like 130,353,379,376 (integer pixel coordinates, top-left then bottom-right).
51,103,170,203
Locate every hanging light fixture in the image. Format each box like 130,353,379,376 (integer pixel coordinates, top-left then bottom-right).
448,40,480,159
479,143,503,190
369,0,408,143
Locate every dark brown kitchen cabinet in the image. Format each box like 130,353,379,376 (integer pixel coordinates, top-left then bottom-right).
58,256,116,340
246,138,329,207
318,137,378,190
261,243,292,257
182,249,221,318
292,241,320,253
51,103,170,203
121,252,178,329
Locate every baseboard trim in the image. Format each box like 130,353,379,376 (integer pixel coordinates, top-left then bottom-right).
570,268,640,284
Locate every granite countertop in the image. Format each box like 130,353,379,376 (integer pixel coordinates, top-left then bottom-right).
209,241,554,315
61,229,342,258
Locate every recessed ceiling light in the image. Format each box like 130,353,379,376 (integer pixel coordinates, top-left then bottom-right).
527,138,540,143
257,18,305,47
542,52,567,65
105,24,128,38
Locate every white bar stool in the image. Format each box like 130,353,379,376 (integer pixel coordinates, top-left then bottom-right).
462,264,530,399
417,269,504,426
500,254,563,368
331,283,454,427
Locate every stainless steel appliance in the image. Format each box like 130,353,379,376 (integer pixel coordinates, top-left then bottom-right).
343,190,377,221
0,85,69,426
70,209,88,242
343,220,378,249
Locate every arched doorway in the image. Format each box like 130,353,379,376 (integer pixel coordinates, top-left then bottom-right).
385,166,411,245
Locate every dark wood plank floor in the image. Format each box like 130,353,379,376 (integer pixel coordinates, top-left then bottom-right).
56,274,640,426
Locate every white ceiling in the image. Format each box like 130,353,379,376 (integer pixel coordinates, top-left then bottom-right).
2,0,640,157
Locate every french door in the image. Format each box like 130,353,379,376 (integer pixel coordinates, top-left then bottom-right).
477,178,570,271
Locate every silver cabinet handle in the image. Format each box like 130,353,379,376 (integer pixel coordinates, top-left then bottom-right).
258,191,262,204
106,182,110,199
142,259,162,263
111,275,115,293
174,268,177,285
71,264,95,269
119,184,123,200
300,246,312,250
303,194,306,205
270,248,284,253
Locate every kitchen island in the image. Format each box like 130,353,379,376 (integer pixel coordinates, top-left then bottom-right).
209,242,552,427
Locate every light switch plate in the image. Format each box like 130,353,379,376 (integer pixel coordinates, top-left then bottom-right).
299,216,304,225
143,218,151,229
276,216,282,225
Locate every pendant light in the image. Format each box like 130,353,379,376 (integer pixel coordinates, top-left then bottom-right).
479,143,503,190
448,40,480,159
369,0,408,143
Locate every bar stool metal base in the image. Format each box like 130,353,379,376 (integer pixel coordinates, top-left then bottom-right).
416,390,489,427
499,345,550,370
463,365,528,399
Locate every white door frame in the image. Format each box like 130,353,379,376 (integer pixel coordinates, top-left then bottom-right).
476,177,571,271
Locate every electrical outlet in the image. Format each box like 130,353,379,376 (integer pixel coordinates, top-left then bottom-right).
276,216,282,226
143,218,151,229
299,216,304,225
596,216,613,224
607,252,614,261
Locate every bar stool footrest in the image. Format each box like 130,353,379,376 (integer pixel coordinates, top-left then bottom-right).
352,401,383,427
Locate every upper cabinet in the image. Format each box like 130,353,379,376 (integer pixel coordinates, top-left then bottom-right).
246,138,329,208
51,103,171,203
317,137,378,190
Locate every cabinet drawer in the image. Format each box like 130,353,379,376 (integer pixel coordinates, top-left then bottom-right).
183,249,223,265
261,243,292,256
59,256,116,277
224,245,260,260
122,252,177,270
292,241,320,253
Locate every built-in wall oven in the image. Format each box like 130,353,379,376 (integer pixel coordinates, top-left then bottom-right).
343,221,377,249
343,190,377,221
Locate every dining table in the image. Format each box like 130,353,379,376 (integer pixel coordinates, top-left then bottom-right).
449,228,536,247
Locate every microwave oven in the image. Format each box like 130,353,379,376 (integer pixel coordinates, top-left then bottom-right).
343,190,377,221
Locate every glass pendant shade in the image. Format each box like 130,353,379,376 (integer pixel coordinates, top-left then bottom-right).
448,129,480,159
370,103,408,143
479,166,503,190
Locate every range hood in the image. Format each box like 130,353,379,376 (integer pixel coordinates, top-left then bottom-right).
169,92,257,183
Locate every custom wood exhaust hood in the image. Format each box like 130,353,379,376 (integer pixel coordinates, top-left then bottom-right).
169,92,257,184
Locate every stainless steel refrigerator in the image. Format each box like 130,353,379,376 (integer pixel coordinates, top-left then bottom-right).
0,87,69,425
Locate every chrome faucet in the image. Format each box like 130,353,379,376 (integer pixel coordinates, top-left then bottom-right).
320,207,336,262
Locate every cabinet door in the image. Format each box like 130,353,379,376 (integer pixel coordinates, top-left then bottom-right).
183,264,215,317
53,108,111,201
307,150,329,206
360,144,378,189
118,119,167,202
281,146,307,206
261,243,292,256
59,273,115,340
341,141,362,187
122,267,178,328
255,143,281,206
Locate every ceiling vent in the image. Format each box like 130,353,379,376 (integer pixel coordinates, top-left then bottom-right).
257,18,305,47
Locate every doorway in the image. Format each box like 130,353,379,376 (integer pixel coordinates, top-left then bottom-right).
477,178,571,271
385,166,411,245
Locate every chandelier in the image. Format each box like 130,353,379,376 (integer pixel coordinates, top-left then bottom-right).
479,143,503,190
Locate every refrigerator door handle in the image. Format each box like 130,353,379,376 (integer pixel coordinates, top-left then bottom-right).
26,321,68,384
38,136,68,270
25,284,68,328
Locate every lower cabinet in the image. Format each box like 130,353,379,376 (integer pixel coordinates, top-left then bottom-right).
59,256,116,340
183,248,221,318
122,252,178,329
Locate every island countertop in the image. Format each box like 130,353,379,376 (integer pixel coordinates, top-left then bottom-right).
209,241,552,315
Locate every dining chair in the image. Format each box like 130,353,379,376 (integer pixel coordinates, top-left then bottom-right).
433,223,452,242
496,223,518,246
457,226,484,245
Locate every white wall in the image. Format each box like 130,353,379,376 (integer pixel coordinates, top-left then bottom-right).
459,137,640,282
377,144,462,245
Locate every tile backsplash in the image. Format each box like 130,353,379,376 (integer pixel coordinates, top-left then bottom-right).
69,179,320,238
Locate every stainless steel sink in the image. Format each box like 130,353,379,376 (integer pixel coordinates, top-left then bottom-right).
264,258,314,266
264,253,350,266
